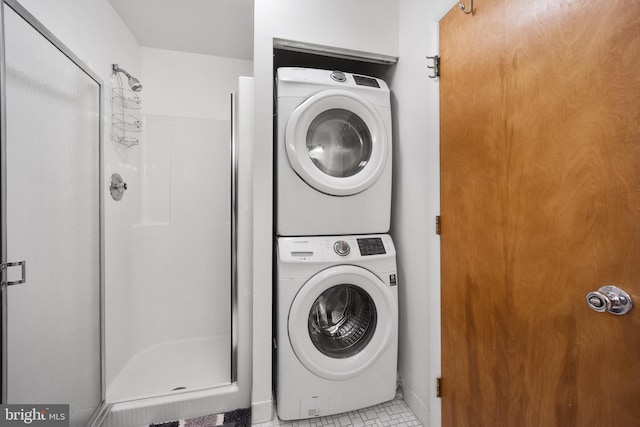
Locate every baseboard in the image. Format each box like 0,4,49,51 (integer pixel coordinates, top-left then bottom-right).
402,382,431,427
251,399,273,424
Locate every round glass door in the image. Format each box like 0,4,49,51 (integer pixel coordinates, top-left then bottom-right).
306,109,372,179
308,285,377,359
285,89,388,196
288,265,396,380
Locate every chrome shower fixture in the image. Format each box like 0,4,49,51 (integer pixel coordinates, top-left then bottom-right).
112,64,142,92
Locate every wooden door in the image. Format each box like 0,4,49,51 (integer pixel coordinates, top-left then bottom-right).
440,0,640,426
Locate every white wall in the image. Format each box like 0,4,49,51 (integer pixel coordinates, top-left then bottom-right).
389,2,456,426
141,47,253,120
252,1,399,422
16,0,142,390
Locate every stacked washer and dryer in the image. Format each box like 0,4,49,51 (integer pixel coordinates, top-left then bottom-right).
275,68,398,420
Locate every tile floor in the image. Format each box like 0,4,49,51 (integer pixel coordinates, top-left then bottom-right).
253,399,421,427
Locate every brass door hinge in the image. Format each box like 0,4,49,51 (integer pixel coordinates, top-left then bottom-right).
436,216,441,235
436,377,442,398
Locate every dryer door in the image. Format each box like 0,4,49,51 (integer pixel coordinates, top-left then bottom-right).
288,265,397,380
285,89,388,196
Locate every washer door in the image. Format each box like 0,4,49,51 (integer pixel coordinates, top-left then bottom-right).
285,89,388,196
288,265,396,380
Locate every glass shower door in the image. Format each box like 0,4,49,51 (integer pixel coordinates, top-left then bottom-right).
1,2,103,426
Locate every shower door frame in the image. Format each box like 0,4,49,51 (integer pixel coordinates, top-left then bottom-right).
0,0,107,423
230,92,239,385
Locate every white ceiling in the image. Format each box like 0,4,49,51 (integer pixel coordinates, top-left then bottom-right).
108,0,254,60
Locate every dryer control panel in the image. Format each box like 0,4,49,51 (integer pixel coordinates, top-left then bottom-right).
353,75,380,88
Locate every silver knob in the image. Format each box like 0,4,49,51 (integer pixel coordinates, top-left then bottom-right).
586,285,632,315
110,173,128,201
586,291,610,312
330,71,346,82
333,240,350,256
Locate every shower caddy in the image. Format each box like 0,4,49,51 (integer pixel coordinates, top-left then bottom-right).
111,66,142,148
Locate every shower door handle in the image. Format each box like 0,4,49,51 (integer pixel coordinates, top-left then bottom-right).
1,260,26,288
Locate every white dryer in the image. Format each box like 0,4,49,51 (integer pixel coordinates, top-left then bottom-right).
276,234,398,420
276,68,392,236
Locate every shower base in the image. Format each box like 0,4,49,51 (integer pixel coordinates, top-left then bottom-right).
107,335,231,403
104,383,241,427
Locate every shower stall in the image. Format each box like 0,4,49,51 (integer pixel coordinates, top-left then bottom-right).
104,79,253,426
0,1,253,426
103,63,253,423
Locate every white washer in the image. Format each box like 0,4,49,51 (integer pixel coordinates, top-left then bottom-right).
276,67,392,236
276,234,398,420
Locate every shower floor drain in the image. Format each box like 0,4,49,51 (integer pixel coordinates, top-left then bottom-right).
172,386,187,391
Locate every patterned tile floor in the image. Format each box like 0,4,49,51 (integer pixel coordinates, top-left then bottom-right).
253,399,421,427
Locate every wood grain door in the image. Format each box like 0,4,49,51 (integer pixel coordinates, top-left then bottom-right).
440,0,640,426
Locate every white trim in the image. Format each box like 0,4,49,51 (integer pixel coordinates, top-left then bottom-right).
402,380,431,427
251,398,273,424
273,38,398,65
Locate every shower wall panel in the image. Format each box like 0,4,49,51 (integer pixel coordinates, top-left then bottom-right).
140,47,253,120
132,115,231,354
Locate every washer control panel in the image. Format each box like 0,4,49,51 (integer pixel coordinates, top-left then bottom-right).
356,237,386,256
278,234,395,263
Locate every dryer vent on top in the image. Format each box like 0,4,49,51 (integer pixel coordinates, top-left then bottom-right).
276,67,393,236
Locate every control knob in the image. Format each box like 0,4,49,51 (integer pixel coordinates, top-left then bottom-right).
330,71,347,82
333,240,350,256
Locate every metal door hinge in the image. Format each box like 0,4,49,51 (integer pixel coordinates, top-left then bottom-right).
1,260,26,289
427,55,440,78
436,216,441,235
436,377,442,398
